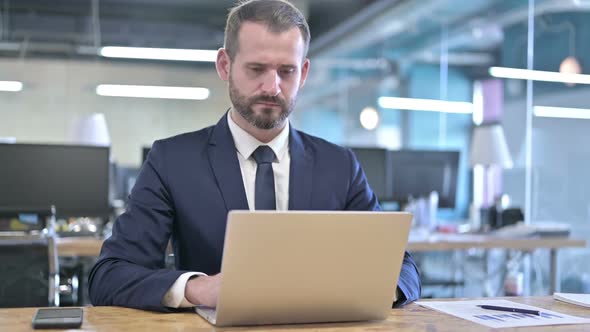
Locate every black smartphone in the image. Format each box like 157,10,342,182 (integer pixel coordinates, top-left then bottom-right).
31,308,83,329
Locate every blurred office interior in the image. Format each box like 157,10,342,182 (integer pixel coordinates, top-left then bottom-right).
0,0,589,306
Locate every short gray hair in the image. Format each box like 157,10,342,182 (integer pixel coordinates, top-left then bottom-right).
224,0,311,61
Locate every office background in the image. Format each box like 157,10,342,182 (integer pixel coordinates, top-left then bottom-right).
1,0,590,305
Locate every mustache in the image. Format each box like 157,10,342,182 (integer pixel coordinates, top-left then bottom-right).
250,95,283,105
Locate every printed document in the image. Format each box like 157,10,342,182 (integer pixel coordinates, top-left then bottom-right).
554,293,590,308
416,299,590,329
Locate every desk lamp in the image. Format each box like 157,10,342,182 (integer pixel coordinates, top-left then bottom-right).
470,123,513,230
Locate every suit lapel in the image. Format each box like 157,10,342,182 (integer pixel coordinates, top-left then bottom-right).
207,113,249,212
288,126,314,210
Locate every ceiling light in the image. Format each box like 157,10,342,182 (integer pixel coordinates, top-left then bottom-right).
533,106,590,120
489,66,590,85
0,42,20,51
559,56,583,87
0,81,23,92
96,84,210,100
359,107,379,130
100,47,218,62
378,97,473,114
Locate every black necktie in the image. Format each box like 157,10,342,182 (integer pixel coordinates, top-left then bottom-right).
252,145,276,210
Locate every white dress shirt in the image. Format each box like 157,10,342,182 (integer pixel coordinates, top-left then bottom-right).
162,111,291,307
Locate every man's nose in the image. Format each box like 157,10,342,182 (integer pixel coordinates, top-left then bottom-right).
260,71,281,96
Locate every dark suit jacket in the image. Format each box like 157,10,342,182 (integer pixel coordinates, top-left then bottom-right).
88,113,421,312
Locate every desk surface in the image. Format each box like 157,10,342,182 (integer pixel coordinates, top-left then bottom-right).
56,237,103,257
407,234,586,251
2,297,590,331
56,235,587,257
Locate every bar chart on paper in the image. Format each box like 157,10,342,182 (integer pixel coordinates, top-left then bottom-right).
416,300,590,328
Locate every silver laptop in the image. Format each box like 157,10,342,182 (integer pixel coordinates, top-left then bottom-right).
196,210,412,327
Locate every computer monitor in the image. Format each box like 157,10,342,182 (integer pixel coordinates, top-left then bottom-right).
349,148,460,208
349,147,393,201
390,150,459,208
112,165,140,202
0,143,110,218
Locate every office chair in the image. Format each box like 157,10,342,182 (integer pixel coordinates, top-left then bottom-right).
0,207,60,308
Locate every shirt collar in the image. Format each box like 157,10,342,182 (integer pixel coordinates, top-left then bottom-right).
227,111,290,162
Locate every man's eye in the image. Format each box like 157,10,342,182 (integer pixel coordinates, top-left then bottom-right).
250,67,264,73
280,68,295,76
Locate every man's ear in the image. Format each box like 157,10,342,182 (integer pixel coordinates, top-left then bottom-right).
216,48,231,81
299,58,310,88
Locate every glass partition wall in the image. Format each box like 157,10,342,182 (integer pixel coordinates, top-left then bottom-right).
294,0,590,298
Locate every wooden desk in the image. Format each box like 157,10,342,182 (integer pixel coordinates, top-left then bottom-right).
2,297,590,331
407,234,586,294
57,235,586,293
407,234,586,252
56,237,103,257
57,235,586,257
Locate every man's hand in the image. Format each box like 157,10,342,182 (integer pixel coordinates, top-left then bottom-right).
184,273,222,307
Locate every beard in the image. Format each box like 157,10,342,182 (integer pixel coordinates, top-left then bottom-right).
229,75,295,130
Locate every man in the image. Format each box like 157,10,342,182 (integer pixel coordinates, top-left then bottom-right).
89,0,420,312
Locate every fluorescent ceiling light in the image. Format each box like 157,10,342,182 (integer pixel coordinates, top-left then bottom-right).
96,84,210,100
0,42,20,51
0,81,23,92
533,106,590,120
378,97,473,114
489,66,590,85
100,46,218,62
